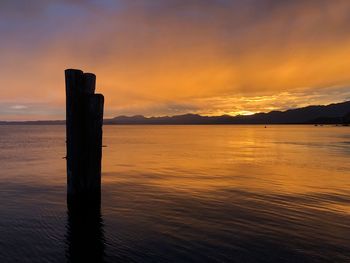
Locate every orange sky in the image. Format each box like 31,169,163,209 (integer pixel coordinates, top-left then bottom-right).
1,0,350,120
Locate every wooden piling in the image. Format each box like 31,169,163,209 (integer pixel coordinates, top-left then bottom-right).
65,69,104,201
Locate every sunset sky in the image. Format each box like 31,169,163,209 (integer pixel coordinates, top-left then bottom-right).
1,0,350,120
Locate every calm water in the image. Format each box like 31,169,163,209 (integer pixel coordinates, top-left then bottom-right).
0,125,349,262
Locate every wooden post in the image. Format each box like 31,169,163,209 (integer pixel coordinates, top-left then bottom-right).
65,69,104,201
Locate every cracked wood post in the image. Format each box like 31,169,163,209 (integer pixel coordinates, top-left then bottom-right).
65,69,104,202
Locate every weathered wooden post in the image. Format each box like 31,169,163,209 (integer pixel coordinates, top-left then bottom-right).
65,69,104,203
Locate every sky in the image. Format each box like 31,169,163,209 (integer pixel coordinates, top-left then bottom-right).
1,0,350,120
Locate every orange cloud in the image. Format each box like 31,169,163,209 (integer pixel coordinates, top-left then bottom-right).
1,0,350,120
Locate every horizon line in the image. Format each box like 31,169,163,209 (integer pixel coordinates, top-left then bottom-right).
0,99,348,123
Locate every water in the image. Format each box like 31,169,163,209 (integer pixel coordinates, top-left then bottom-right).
0,125,349,262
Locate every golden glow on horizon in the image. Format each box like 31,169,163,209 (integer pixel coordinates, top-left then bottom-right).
231,111,257,116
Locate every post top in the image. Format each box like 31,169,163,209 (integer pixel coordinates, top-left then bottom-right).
83,72,96,78
65,69,84,74
82,73,97,95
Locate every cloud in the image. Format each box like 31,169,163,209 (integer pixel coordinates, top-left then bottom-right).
1,0,350,119
10,105,28,110
0,102,63,121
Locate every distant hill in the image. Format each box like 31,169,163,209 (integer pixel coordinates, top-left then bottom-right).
1,101,349,125
106,101,350,125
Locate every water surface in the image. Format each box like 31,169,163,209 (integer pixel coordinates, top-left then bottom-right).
0,125,349,262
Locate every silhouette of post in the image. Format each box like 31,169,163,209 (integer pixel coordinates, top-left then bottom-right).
65,69,104,201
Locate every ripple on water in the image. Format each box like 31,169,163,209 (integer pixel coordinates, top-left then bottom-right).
0,125,350,262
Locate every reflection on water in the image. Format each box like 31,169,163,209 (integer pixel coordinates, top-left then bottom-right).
0,125,349,262
66,198,105,263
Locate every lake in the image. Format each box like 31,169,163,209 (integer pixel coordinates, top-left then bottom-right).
0,125,349,262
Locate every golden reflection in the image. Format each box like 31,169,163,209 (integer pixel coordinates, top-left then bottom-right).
102,126,350,200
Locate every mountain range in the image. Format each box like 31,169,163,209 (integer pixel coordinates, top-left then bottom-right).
1,100,350,125
105,100,350,125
